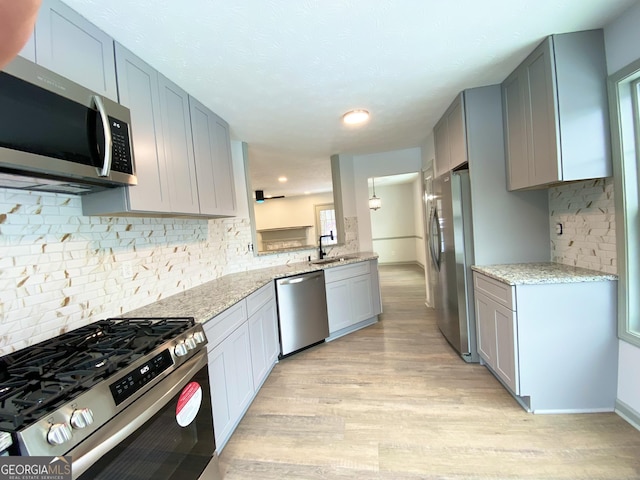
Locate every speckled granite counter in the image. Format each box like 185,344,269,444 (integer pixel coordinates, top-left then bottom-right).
122,252,378,323
471,262,617,286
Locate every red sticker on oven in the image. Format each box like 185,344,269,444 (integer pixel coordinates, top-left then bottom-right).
176,381,202,427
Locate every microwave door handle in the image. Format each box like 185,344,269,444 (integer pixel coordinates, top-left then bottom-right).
92,95,112,177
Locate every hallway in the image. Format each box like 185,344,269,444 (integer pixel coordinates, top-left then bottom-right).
219,264,640,479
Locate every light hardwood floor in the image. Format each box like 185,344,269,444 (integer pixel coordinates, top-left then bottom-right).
219,264,640,479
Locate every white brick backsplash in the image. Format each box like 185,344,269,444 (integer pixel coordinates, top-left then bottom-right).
0,188,359,355
549,178,617,273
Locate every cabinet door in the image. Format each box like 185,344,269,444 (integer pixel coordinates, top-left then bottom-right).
248,299,278,390
208,322,254,451
447,94,467,170
524,38,560,187
350,274,375,323
158,75,200,214
475,291,519,394
494,305,519,395
114,44,171,213
18,29,36,62
434,117,450,178
326,278,352,333
189,97,237,216
35,0,117,100
502,70,529,190
474,292,497,367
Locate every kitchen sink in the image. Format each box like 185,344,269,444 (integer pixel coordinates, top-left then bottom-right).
310,255,358,265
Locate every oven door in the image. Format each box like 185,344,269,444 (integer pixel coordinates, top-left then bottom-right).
71,351,219,480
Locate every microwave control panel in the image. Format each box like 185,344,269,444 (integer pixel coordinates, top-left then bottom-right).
109,116,134,175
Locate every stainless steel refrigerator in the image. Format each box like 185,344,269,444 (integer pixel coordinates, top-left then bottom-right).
428,169,479,363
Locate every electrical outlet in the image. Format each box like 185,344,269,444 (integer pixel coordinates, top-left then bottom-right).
121,262,133,278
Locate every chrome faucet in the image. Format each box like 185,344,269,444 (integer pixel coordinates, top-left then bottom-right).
318,231,334,259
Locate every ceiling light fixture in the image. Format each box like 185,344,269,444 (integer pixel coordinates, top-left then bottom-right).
369,178,382,211
278,176,287,182
342,109,370,125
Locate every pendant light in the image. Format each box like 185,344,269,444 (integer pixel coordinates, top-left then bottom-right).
369,177,382,211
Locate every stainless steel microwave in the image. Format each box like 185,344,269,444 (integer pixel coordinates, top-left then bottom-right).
0,56,137,195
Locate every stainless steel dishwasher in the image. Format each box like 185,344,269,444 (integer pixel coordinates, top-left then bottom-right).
276,270,330,357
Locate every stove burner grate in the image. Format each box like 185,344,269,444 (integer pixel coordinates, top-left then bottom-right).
0,317,196,431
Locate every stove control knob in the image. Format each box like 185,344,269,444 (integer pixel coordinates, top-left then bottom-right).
185,336,197,350
174,342,189,357
47,423,72,446
193,331,206,344
70,408,94,429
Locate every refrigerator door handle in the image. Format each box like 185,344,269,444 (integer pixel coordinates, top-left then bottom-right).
429,206,442,272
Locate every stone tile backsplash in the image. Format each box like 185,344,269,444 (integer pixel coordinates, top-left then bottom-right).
0,175,616,355
0,187,358,355
549,178,617,274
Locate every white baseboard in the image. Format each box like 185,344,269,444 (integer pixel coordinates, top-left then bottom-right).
616,399,640,432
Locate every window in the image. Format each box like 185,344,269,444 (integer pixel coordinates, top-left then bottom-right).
609,59,640,346
315,204,337,245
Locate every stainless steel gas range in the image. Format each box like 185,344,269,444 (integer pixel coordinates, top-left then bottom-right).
0,317,221,480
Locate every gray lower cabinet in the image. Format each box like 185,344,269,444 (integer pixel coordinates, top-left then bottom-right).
32,0,118,100
247,283,279,391
473,272,617,413
207,314,253,452
325,260,382,339
502,30,610,190
204,284,279,452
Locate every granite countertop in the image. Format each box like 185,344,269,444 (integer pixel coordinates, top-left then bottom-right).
471,262,618,286
122,252,378,323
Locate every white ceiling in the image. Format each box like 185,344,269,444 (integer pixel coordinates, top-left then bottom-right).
61,0,636,197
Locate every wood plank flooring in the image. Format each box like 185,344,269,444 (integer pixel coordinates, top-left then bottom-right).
218,264,640,479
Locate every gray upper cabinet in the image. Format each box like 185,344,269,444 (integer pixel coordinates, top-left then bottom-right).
157,75,200,215
189,98,237,216
34,0,118,100
434,93,467,178
501,30,610,190
82,43,236,217
434,116,450,178
113,44,170,213
82,45,174,215
82,45,199,216
18,30,36,62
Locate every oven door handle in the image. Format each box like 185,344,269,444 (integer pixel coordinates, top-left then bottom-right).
69,351,209,479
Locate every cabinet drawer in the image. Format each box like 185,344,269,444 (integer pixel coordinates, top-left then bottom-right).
204,301,248,349
246,282,275,317
473,273,515,311
324,261,371,283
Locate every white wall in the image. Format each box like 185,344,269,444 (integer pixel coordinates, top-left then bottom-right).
604,0,640,420
253,192,334,248
370,181,423,265
352,147,423,252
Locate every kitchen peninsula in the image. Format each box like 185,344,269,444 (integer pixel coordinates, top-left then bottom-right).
124,253,381,451
123,252,379,324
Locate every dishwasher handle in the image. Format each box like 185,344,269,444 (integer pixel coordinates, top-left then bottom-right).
277,271,324,286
